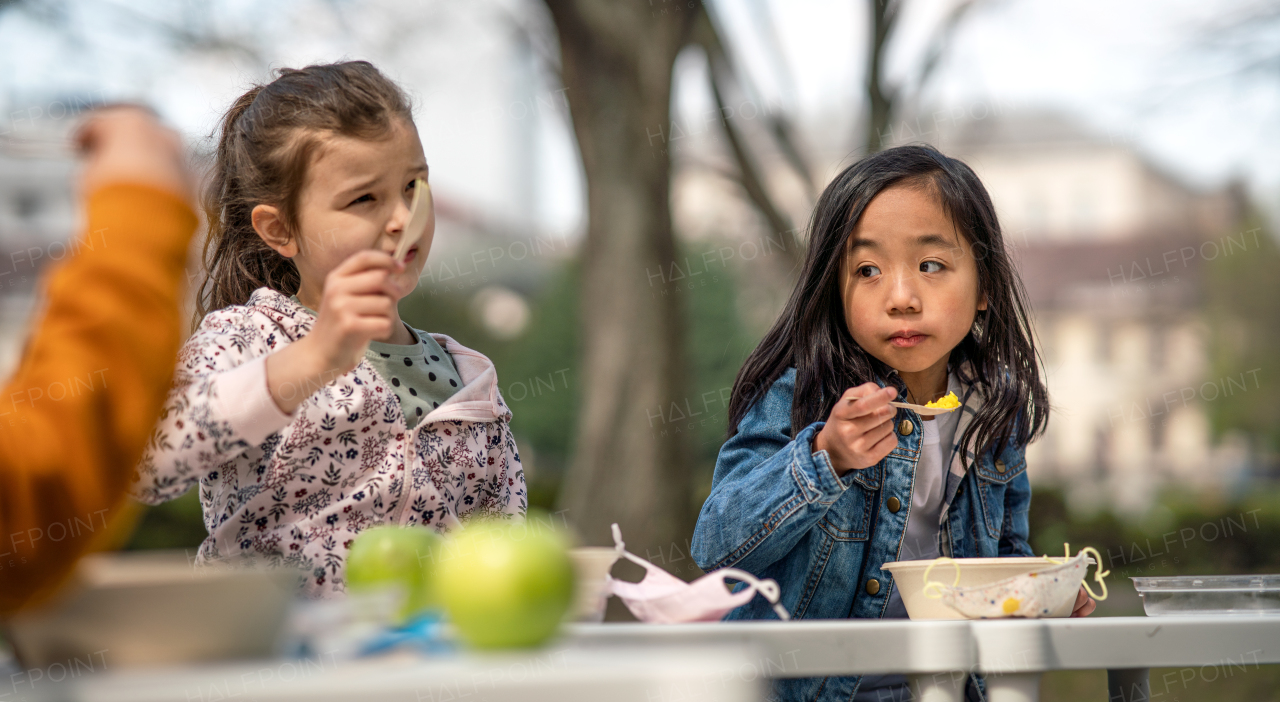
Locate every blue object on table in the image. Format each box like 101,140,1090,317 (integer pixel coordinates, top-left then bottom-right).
357,610,455,657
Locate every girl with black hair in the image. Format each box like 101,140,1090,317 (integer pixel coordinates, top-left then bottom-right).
691,145,1089,702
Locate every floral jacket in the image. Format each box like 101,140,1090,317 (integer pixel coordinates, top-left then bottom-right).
133,287,526,596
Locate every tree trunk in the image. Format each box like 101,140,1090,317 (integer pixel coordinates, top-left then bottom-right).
864,0,896,154
544,0,698,562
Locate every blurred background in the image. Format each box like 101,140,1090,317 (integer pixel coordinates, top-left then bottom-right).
1,0,1278,697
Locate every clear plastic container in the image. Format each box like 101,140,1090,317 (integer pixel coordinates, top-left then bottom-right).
1131,574,1280,616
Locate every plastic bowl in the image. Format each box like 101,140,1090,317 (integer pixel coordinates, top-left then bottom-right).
882,557,1088,620
1132,574,1280,616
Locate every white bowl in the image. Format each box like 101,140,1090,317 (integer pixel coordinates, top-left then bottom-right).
882,557,1089,620
569,547,619,622
4,551,297,668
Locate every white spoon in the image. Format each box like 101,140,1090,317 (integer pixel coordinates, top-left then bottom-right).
888,400,960,417
392,178,434,262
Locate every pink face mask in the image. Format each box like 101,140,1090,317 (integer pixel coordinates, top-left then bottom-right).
606,524,791,623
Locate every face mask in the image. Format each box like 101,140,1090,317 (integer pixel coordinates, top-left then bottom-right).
605,524,791,623
922,545,1109,619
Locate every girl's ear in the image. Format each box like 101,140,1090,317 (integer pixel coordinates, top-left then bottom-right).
251,204,297,257
977,291,988,311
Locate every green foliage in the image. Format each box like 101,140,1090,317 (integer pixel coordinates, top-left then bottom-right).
399,263,581,511
676,250,759,504
125,242,760,546
400,244,757,514
124,489,206,550
1029,487,1280,595
1203,219,1280,452
1042,665,1280,702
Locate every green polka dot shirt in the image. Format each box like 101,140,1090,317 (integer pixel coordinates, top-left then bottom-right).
291,297,463,428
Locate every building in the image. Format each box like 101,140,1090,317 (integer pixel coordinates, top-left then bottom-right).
933,112,1251,513
672,106,1259,513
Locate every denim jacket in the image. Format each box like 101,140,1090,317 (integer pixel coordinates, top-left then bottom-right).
691,366,1034,702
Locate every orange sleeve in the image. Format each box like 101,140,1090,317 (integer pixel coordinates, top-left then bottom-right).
0,183,196,615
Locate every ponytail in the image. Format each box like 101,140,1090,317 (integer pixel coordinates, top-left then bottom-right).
195,61,412,326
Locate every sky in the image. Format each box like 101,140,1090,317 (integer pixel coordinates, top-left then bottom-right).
1,0,1277,232
714,0,1280,193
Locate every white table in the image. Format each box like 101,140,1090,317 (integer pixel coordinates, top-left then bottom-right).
25,643,764,702
26,617,1280,701
568,616,1280,702
970,616,1280,702
569,620,975,701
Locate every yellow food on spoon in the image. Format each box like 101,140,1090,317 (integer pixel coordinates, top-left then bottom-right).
924,392,960,409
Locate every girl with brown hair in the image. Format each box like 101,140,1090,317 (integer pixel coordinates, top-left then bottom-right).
132,61,525,596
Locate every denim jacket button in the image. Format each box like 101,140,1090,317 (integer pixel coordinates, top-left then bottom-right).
866,578,881,595
995,459,1007,474
897,420,914,436
887,496,901,513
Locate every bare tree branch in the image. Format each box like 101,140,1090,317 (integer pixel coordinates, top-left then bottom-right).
864,0,986,152
767,112,819,203
684,157,752,188
0,0,72,28
696,5,818,196
99,0,268,67
490,0,562,75
711,8,819,201
691,7,805,267
915,0,978,93
740,0,819,201
706,64,795,248
864,0,901,154
1197,1,1280,80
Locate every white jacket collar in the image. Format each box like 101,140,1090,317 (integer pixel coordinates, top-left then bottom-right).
246,287,511,423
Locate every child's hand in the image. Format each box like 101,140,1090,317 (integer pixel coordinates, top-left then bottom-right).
264,250,404,415
1070,586,1096,617
76,105,193,203
307,250,406,373
812,383,899,476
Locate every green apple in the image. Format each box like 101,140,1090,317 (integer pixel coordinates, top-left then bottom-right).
435,513,576,649
345,524,442,622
